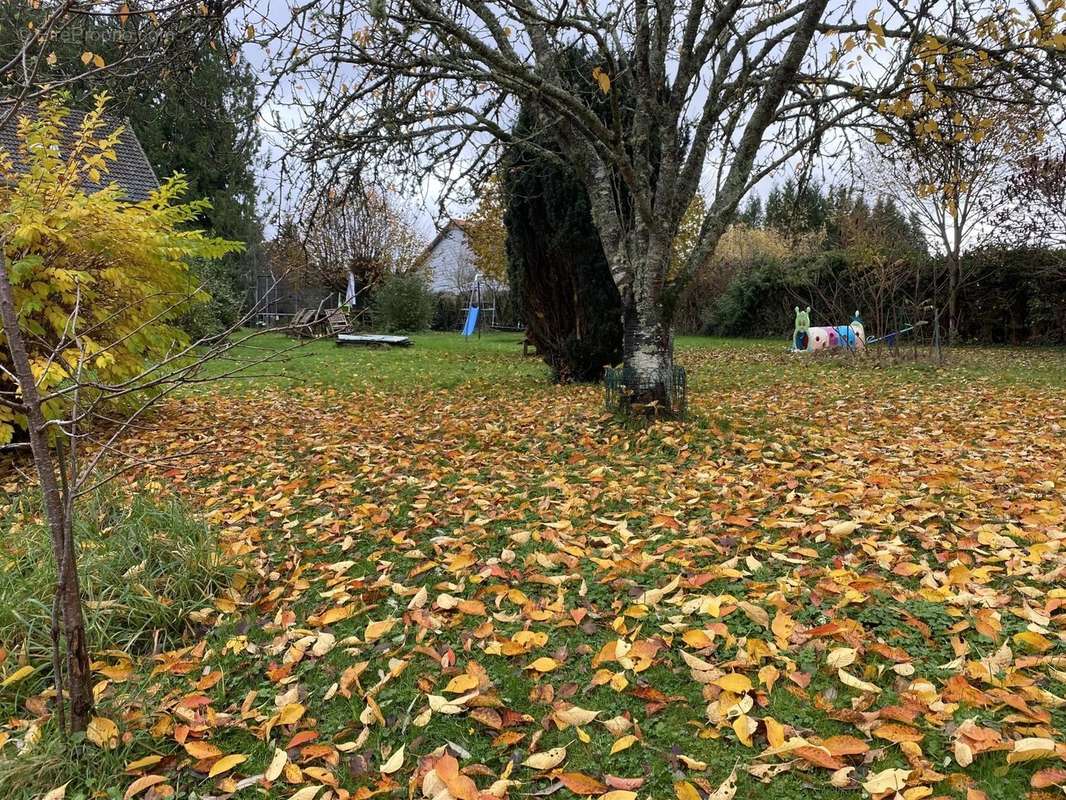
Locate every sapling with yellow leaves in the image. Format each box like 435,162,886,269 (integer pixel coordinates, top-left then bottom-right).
0,94,242,443
0,94,278,733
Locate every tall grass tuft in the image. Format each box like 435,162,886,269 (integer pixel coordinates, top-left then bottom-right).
0,487,233,665
0,729,137,798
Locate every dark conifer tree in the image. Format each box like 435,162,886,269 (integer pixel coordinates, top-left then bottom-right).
763,179,827,235
503,105,623,382
115,49,263,334
738,196,763,227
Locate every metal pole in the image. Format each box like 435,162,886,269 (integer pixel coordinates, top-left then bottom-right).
931,307,940,364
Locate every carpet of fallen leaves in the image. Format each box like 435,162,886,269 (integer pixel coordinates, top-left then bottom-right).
4,340,1066,800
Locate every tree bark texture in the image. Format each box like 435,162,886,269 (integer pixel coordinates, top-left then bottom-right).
618,240,677,413
0,251,94,732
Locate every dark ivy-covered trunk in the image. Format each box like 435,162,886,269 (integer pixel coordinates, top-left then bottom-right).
503,72,624,383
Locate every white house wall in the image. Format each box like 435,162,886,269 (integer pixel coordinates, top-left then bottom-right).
426,226,478,295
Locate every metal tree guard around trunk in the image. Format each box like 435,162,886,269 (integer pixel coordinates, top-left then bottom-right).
604,365,687,417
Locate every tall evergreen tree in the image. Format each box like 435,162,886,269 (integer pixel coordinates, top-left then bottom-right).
113,50,263,334
764,179,829,237
738,196,763,227
118,53,260,243
503,105,623,383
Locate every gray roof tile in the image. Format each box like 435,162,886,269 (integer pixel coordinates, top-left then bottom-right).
0,104,160,202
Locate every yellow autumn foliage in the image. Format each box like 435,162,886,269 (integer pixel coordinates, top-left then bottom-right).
0,93,242,443
464,174,509,283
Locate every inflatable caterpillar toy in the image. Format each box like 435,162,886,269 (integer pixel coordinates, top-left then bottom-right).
792,306,866,352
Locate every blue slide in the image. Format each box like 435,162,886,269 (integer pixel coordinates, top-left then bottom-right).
461,306,479,337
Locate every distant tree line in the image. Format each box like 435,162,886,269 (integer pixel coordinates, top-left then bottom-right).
679,178,1066,345
503,159,1066,370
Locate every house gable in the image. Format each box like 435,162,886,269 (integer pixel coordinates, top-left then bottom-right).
0,104,160,202
422,219,477,295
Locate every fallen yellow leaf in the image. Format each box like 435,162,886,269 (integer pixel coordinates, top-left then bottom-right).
827,648,857,669
123,775,167,800
86,717,119,750
364,618,397,641
523,746,567,770
380,744,405,774
1007,738,1057,764
124,754,163,772
862,768,911,794
554,704,599,727
838,668,881,694
829,520,859,537
265,747,287,782
277,703,306,725
526,657,559,673
0,665,34,688
208,753,247,778
733,714,755,747
444,673,479,694
184,741,222,760
714,673,753,694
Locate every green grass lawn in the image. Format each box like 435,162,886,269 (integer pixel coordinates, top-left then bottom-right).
204,330,1066,395
198,330,550,392
3,333,1066,800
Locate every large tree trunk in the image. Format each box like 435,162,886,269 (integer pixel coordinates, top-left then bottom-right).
0,253,94,732
622,301,675,408
619,248,678,415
